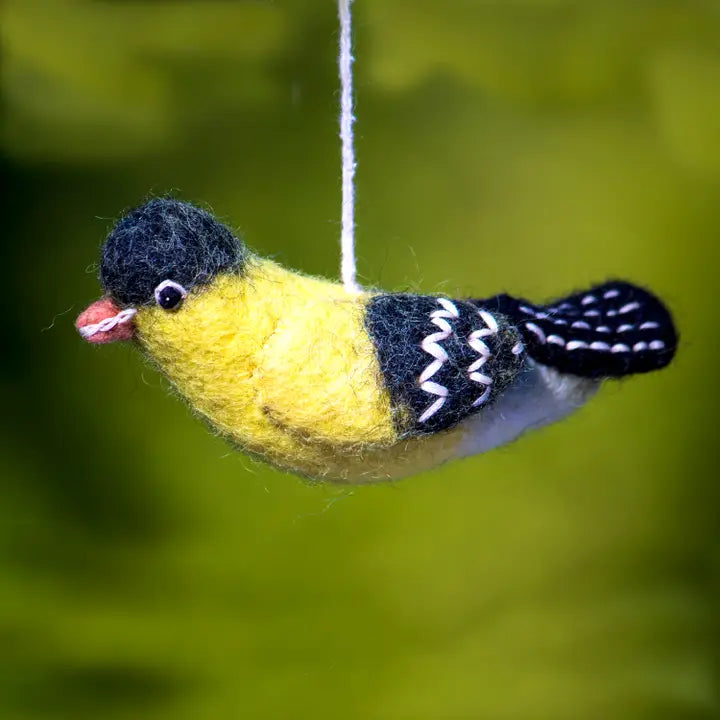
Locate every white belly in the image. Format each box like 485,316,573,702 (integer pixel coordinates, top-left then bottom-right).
454,360,600,459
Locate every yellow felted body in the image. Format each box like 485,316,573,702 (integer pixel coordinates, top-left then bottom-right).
135,258,465,482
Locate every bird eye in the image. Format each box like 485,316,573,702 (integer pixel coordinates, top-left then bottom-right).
154,280,187,310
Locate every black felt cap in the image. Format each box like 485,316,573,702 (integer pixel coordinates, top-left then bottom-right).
100,198,246,306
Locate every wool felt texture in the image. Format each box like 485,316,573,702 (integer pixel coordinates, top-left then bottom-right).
366,295,524,435
75,297,135,343
133,260,468,482
78,198,678,483
101,198,246,307
476,283,678,379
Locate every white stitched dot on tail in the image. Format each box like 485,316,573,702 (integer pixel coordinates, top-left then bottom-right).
338,0,361,293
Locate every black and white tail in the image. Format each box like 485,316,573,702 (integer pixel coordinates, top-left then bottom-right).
475,281,678,378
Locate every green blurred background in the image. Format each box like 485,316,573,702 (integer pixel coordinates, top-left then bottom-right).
1,1,718,718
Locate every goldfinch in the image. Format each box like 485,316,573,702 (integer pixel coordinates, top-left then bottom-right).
76,199,677,482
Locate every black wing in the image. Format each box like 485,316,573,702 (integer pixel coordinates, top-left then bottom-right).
365,294,525,436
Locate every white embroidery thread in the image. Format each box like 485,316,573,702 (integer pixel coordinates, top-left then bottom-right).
417,299,460,423
519,294,666,355
467,310,500,408
523,320,666,354
78,308,137,340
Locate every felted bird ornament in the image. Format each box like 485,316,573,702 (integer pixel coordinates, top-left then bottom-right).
77,199,677,482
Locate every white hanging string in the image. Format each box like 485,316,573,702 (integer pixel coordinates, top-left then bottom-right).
338,0,361,293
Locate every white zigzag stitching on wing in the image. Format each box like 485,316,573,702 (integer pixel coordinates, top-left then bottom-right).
417,298,459,423
468,310,499,407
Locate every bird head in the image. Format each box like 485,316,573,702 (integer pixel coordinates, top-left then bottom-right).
76,198,246,343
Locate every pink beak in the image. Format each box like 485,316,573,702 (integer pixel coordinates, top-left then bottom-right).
76,298,136,344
